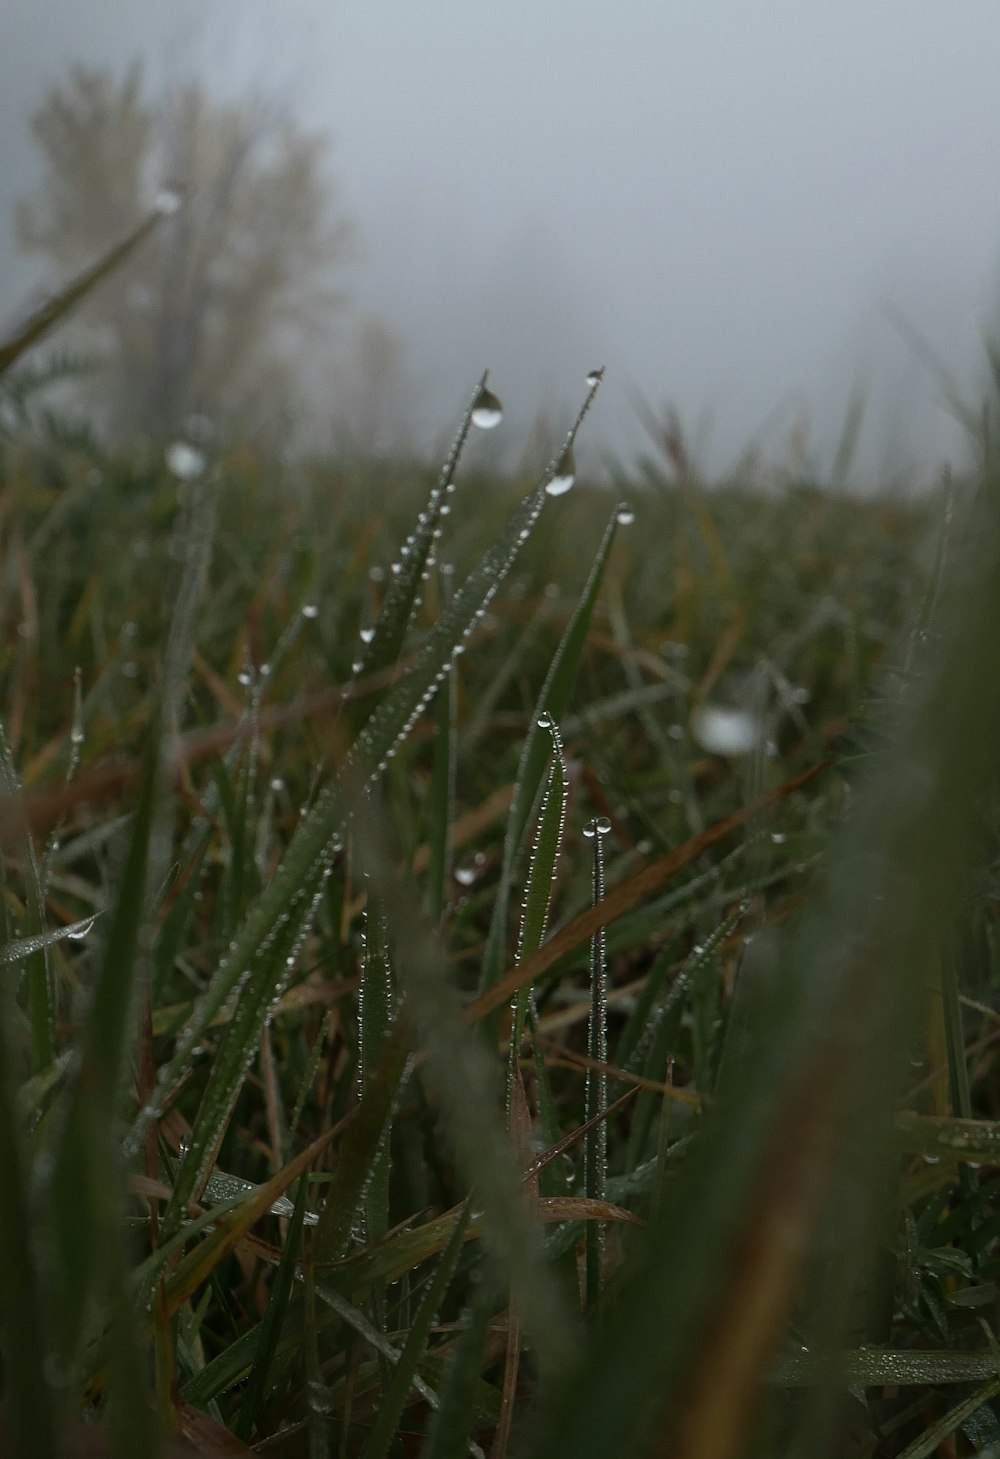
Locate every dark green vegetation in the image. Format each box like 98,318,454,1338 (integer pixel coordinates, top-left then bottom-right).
4,221,1000,1459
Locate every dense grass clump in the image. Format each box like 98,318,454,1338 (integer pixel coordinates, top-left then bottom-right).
5,222,1000,1459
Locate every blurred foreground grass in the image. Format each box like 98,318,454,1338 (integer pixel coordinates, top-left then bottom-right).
5,223,1000,1459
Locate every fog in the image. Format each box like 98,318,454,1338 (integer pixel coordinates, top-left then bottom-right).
4,0,1000,485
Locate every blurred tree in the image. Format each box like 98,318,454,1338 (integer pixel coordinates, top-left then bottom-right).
15,63,353,442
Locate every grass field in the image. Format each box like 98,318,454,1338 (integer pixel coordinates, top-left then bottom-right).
4,221,1000,1459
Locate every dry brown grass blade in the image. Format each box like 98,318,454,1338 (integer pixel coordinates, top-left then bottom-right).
466,759,831,1029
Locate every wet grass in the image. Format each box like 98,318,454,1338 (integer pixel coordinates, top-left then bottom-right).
6,227,1000,1458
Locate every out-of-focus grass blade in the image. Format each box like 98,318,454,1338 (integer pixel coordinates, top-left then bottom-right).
0,971,60,1458
481,504,626,1001
351,372,488,723
132,377,603,1195
47,752,157,1363
0,721,57,1070
362,1203,472,1459
0,207,163,376
347,786,579,1381
893,1374,1000,1459
234,1176,309,1442
526,461,1000,1457
421,1277,496,1459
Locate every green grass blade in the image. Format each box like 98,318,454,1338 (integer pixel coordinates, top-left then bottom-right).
526,458,1000,1458
480,500,624,1000
583,817,611,1311
0,207,163,376
348,788,578,1381
129,379,602,1177
507,714,568,1105
0,972,60,1458
233,1177,309,1440
0,911,101,963
426,566,458,924
360,877,394,1242
46,754,157,1363
362,1203,473,1459
351,372,489,720
420,1276,495,1459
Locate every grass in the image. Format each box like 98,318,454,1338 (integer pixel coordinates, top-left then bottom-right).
4,219,1000,1458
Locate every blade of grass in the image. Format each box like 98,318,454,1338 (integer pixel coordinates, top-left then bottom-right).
480,504,625,1003
362,1204,473,1459
0,206,164,376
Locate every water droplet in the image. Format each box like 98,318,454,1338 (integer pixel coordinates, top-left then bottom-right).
771,831,787,845
691,705,762,757
791,686,811,705
537,711,554,730
154,186,183,216
67,915,97,942
616,503,635,526
237,669,252,687
923,1154,941,1166
586,367,605,387
667,723,684,741
546,446,576,496
471,385,503,430
583,816,612,839
454,863,477,887
270,777,285,792
359,626,375,644
165,440,205,480
301,602,319,619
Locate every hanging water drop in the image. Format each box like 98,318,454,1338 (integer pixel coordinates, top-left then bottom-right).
616,503,636,526
66,915,97,942
301,602,319,620
583,816,612,839
537,710,554,730
546,446,576,496
165,440,205,480
471,384,503,430
454,863,477,887
359,626,375,644
586,367,605,388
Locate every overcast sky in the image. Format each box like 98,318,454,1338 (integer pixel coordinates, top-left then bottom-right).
4,1,1000,484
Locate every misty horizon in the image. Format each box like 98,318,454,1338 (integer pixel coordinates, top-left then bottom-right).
3,1,1000,488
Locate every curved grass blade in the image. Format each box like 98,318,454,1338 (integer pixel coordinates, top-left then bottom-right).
130,377,604,1199
0,207,164,376
362,1204,473,1459
480,500,624,1002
